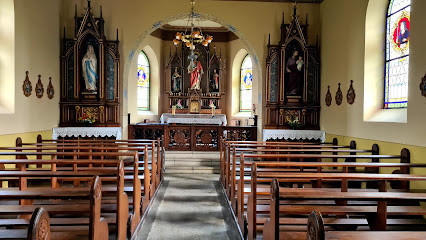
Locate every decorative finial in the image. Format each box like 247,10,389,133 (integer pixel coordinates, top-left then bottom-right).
100,6,103,18
74,4,77,18
116,29,119,41
268,34,271,46
87,0,91,9
293,0,297,18
282,12,285,25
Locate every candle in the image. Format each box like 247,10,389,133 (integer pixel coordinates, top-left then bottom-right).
172,105,176,116
212,106,215,117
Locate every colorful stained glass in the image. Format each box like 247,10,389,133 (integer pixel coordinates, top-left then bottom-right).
137,51,150,111
240,55,253,112
385,0,410,109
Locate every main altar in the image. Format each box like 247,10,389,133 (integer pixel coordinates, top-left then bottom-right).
160,113,227,126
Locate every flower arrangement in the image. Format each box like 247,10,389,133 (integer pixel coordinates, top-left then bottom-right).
79,111,97,125
175,100,184,109
287,114,301,130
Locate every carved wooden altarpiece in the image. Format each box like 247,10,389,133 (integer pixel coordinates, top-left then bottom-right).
60,0,120,127
165,45,225,114
265,6,320,129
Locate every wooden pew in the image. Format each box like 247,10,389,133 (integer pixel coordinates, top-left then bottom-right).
306,211,426,240
220,139,360,203
0,207,50,240
18,135,164,188
228,145,384,218
257,172,426,240
0,158,127,239
0,150,142,239
0,175,108,239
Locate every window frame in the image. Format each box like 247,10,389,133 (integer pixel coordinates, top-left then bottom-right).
239,54,253,113
383,0,410,109
137,51,150,112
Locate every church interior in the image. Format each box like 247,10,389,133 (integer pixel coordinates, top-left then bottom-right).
0,0,426,239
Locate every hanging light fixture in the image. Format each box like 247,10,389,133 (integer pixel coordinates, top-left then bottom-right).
173,0,213,50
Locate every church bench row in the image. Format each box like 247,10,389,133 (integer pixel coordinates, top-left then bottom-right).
0,175,108,240
219,138,360,198
0,139,162,240
7,143,159,219
227,147,399,216
218,140,418,238
13,138,161,192
306,211,426,240
0,159,126,239
249,164,426,240
18,135,164,185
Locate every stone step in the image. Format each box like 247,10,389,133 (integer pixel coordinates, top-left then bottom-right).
165,151,220,160
165,166,220,174
165,160,220,167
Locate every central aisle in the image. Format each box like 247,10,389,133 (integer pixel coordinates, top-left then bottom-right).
136,173,241,240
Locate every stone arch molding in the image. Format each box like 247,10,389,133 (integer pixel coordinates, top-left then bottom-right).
123,11,262,112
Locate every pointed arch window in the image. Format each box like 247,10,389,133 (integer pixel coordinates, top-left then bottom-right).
240,55,253,112
137,51,150,111
384,0,410,109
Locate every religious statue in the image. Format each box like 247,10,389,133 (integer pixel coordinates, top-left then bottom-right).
286,50,303,95
210,69,219,92
171,67,182,92
188,60,203,90
82,45,98,92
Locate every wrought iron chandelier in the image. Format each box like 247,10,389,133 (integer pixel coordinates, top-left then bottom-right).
173,0,213,49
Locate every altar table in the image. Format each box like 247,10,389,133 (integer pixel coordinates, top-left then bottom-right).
160,113,227,126
52,127,122,140
263,129,326,143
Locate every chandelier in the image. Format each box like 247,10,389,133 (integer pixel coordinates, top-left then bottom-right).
173,0,213,49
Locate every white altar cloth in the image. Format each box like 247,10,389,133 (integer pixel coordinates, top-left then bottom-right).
263,129,326,142
160,113,227,126
52,127,122,140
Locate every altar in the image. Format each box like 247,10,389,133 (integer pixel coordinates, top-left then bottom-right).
160,113,227,126
52,127,122,140
263,129,325,142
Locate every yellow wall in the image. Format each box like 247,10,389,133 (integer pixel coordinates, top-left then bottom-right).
326,133,426,189
0,0,60,135
321,0,426,148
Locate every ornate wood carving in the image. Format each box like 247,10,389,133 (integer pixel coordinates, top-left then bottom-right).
47,77,54,99
195,128,218,150
325,86,332,107
420,73,426,97
165,45,225,113
128,124,257,150
264,6,320,129
347,80,355,104
35,75,44,98
335,83,343,106
23,71,32,97
60,0,120,127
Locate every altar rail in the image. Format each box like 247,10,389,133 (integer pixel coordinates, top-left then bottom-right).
128,124,257,151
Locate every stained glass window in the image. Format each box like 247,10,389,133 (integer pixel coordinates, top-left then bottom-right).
240,55,253,112
384,0,410,109
137,51,150,111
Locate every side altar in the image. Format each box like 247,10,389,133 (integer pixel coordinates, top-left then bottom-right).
59,1,120,127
